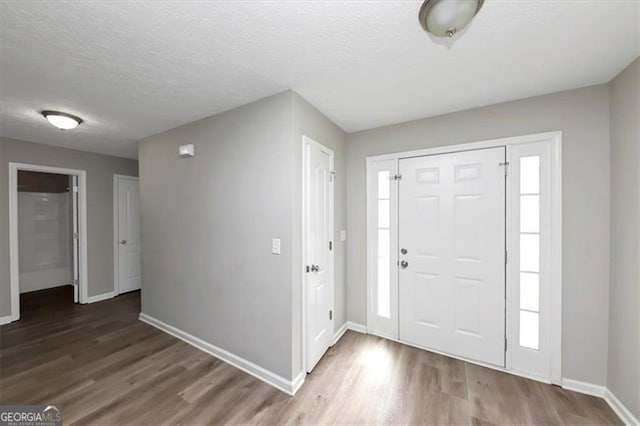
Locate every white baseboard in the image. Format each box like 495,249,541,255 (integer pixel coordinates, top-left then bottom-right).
562,378,639,425
346,321,367,334
604,389,639,426
332,322,348,345
85,291,116,304
561,378,606,397
139,313,300,396
291,371,305,395
332,322,366,346
0,315,12,325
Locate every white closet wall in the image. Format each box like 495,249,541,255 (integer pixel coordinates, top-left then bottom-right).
18,190,73,293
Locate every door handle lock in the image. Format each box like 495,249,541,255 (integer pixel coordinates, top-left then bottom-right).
400,260,409,269
310,265,319,272
120,240,127,245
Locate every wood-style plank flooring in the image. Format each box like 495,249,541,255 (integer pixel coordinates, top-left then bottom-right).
1,286,621,425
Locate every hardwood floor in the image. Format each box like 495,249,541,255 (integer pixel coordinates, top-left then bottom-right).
1,286,621,425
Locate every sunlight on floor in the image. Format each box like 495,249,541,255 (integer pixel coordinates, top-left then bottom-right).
359,343,394,384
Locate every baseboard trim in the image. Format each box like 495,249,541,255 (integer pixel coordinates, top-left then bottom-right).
604,389,639,426
0,315,12,325
562,378,638,425
561,378,606,397
346,321,367,334
291,371,305,395
332,322,348,345
86,291,116,304
139,313,300,396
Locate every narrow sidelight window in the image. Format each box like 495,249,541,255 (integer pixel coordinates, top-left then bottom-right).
518,156,541,350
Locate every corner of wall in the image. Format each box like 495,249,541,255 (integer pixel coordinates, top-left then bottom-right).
606,57,640,421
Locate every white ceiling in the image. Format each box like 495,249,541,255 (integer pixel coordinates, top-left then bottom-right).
1,1,638,159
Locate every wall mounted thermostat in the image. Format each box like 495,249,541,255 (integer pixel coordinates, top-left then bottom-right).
179,144,195,158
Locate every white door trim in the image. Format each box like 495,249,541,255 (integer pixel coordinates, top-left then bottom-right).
71,175,79,303
365,131,562,385
113,174,140,296
8,162,89,321
301,135,335,374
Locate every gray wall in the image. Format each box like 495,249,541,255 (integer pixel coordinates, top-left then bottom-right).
138,91,347,381
608,57,640,418
291,92,347,378
346,85,611,386
0,137,138,317
139,92,296,379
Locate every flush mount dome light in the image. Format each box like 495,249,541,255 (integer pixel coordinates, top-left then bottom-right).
419,0,484,38
41,110,83,130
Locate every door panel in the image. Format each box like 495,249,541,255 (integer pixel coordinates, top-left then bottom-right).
305,139,333,373
117,178,141,294
399,147,506,367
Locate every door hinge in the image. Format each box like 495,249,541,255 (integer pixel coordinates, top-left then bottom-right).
505,250,508,264
74,279,79,286
306,265,310,273
329,241,333,251
505,337,508,352
73,232,78,239
393,174,402,181
329,310,333,320
329,171,336,182
499,162,509,176
73,185,79,193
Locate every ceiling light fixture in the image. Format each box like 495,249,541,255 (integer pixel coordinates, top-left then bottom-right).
41,110,83,130
419,0,484,38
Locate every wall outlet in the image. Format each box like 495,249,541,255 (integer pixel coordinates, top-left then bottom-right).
271,238,281,255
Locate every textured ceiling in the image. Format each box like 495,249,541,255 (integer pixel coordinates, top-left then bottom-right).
1,1,638,159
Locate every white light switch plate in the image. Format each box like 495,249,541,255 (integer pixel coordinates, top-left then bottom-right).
272,238,281,255
340,230,347,241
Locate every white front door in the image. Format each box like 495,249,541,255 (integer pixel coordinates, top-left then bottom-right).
116,177,141,294
304,137,334,373
398,147,506,366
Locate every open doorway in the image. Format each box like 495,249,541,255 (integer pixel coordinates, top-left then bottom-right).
9,163,88,322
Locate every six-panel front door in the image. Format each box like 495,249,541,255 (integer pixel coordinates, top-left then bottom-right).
398,147,506,366
305,138,334,373
117,177,141,294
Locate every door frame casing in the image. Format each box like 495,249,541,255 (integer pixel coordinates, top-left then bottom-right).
8,162,89,321
113,174,140,296
301,135,335,374
365,131,562,385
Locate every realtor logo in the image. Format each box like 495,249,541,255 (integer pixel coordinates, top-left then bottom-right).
0,405,62,426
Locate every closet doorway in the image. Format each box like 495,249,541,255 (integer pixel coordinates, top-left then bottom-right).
8,163,88,323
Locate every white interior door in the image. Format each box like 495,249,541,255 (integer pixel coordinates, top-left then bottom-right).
116,177,141,294
71,175,79,303
304,137,334,373
398,147,506,366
